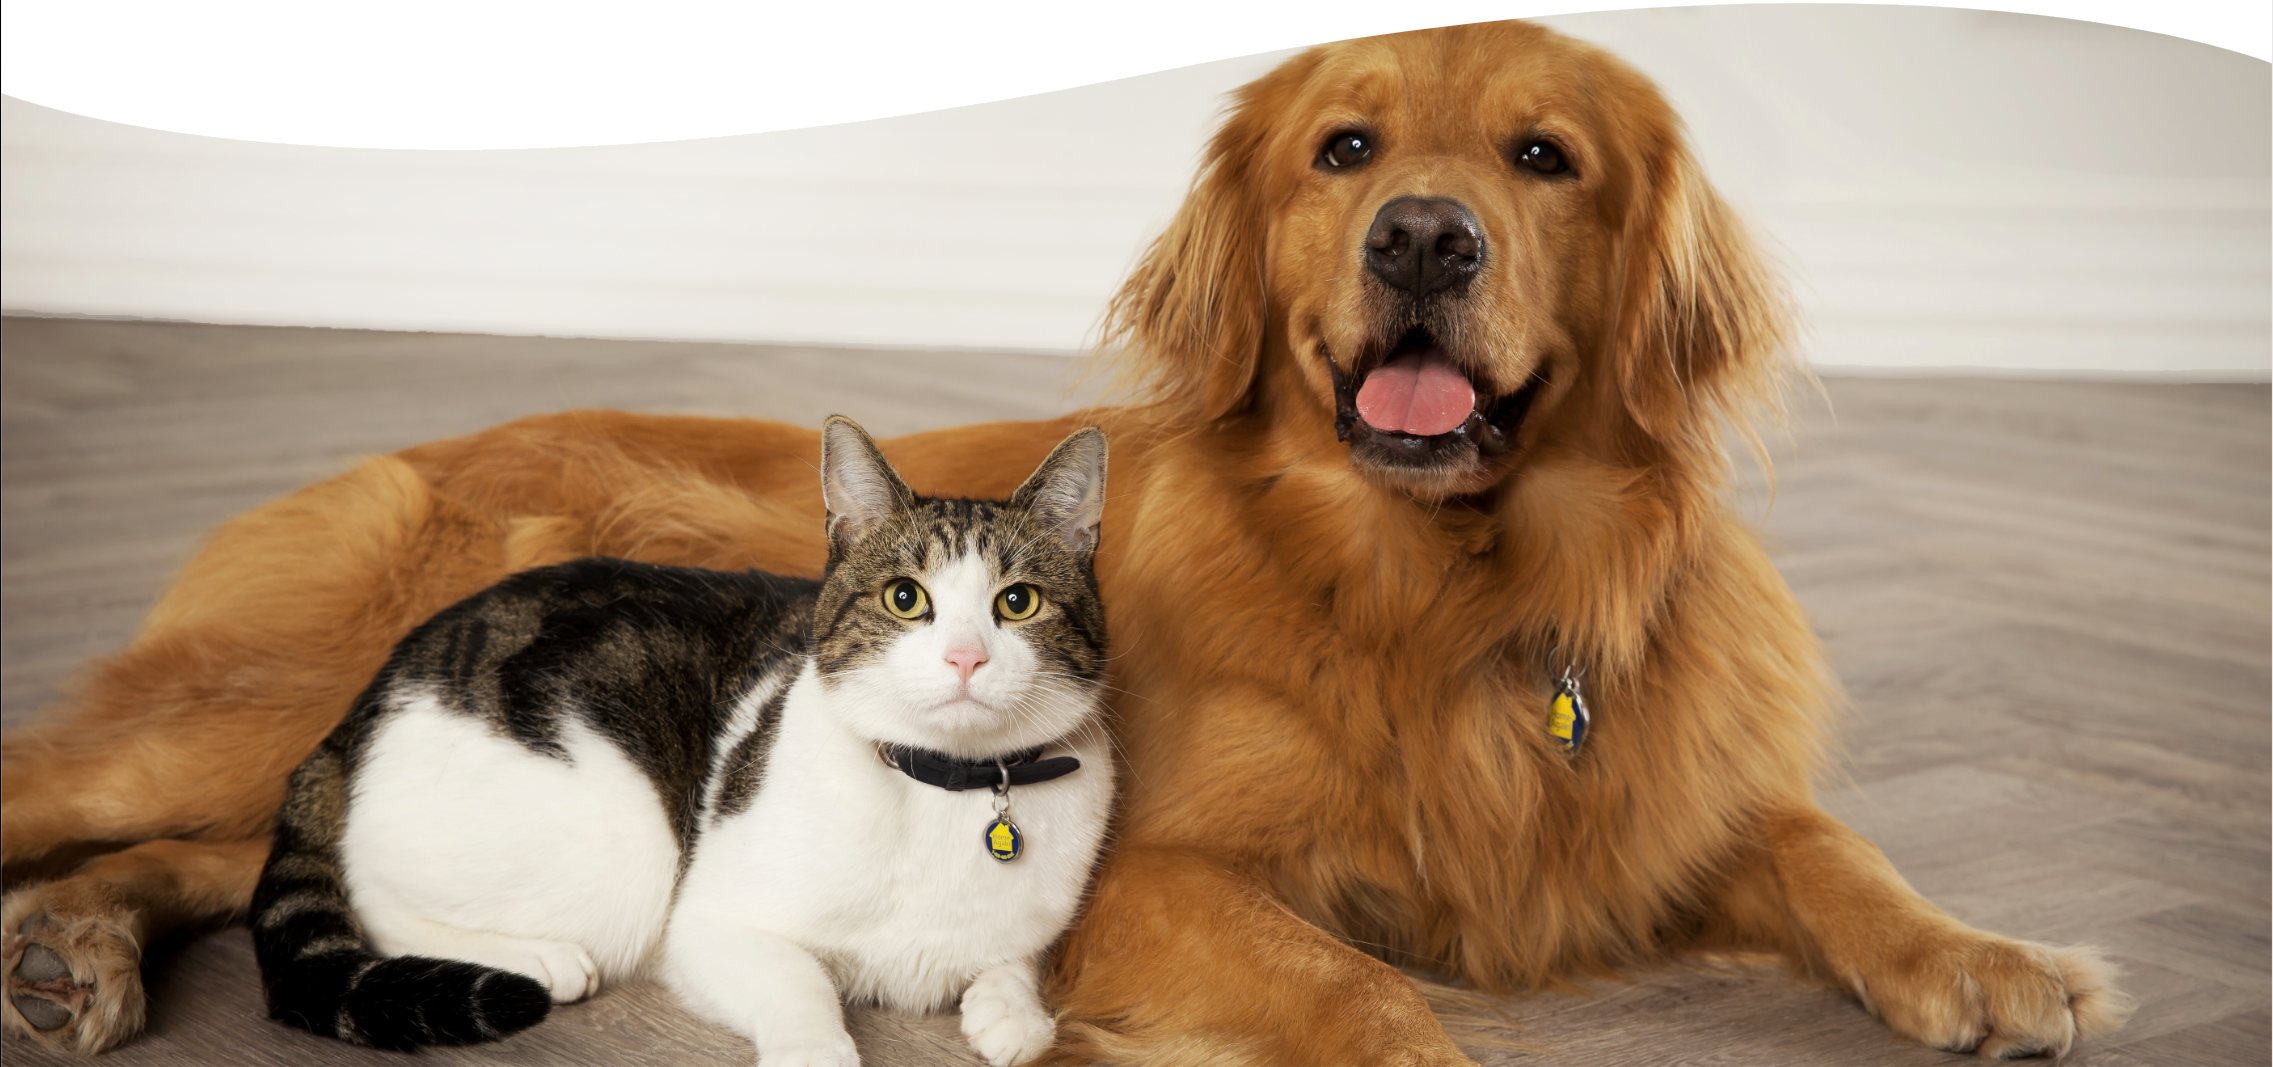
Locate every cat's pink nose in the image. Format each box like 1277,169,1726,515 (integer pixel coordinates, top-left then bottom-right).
945,647,988,684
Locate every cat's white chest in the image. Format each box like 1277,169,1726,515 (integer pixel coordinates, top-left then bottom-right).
672,674,1114,1012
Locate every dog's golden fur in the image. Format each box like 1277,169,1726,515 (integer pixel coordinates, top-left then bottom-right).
3,22,2130,1062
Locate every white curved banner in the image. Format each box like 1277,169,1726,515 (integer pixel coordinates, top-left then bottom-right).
2,0,2266,149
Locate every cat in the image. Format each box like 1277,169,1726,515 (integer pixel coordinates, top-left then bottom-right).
248,417,1114,1067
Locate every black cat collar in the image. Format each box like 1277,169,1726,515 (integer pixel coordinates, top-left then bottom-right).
876,743,1081,792
876,742,1082,864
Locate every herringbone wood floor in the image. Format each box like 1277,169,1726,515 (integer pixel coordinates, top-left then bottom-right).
3,317,2265,1065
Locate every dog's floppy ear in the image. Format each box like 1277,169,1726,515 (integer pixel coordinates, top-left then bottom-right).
1102,55,1318,421
1613,133,1795,452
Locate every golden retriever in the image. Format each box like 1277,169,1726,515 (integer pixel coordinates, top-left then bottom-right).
2,21,2131,1063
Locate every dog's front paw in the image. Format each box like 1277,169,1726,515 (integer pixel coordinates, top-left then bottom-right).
959,964,1056,1067
1848,933,2135,1059
1,887,147,1055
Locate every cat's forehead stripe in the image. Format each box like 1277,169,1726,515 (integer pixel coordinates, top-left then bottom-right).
896,498,1032,576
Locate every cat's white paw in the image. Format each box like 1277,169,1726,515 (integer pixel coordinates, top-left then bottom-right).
517,939,599,1003
758,1031,860,1067
959,966,1056,1067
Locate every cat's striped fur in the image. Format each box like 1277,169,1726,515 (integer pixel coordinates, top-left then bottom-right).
248,419,1113,1064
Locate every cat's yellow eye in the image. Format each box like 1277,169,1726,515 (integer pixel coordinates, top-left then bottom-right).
995,583,1042,622
882,579,930,620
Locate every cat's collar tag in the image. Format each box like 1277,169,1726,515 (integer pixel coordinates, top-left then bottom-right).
1549,665,1590,757
984,772,1023,863
877,743,1077,864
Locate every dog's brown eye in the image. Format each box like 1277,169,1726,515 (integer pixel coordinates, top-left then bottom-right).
1515,140,1567,175
1320,132,1373,169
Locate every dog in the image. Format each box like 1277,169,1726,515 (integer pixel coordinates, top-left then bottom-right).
2,21,2132,1062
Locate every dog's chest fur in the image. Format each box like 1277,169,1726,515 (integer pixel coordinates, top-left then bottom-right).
1100,444,1817,988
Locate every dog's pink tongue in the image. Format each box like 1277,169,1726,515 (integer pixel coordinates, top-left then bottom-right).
1355,349,1475,437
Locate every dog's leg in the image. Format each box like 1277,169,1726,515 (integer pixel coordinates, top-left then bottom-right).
0,733,98,869
0,649,366,867
1712,804,2135,1058
1,712,313,870
2,454,519,1055
1,838,267,1054
1050,845,1477,1067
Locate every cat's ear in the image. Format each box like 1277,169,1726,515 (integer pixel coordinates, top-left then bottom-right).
1012,427,1108,556
820,416,914,554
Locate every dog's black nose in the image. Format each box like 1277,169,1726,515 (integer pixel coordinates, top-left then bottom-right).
1364,197,1484,296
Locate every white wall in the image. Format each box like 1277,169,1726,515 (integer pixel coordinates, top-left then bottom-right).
0,51,1285,353
3,6,2266,375
1539,7,2269,377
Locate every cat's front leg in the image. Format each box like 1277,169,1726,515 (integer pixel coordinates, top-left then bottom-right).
959,955,1055,1067
663,910,857,1067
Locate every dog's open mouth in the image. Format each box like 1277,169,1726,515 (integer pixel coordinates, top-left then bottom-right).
1356,341,1474,437
1328,327,1546,474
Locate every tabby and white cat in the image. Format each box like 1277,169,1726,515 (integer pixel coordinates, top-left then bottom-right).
249,418,1113,1067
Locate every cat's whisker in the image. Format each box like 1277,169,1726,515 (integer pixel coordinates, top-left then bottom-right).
1020,669,1150,706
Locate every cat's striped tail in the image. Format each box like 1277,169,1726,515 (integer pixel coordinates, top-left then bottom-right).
250,743,551,1050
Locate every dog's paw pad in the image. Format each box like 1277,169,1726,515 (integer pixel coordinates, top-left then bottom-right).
11,941,82,1029
11,993,73,1031
16,943,70,985
8,935,92,1034
1,898,146,1053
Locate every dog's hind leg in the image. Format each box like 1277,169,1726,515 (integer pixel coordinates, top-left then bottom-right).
0,640,368,867
2,715,290,875
1,838,267,1054
2,455,518,1053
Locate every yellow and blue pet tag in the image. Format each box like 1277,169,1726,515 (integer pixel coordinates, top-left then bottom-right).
985,776,1022,862
984,812,1023,862
1548,666,1590,757
877,741,1077,864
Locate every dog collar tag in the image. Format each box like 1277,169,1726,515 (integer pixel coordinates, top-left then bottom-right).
1549,668,1590,756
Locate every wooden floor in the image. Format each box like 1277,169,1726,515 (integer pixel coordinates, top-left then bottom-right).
3,316,2266,1065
